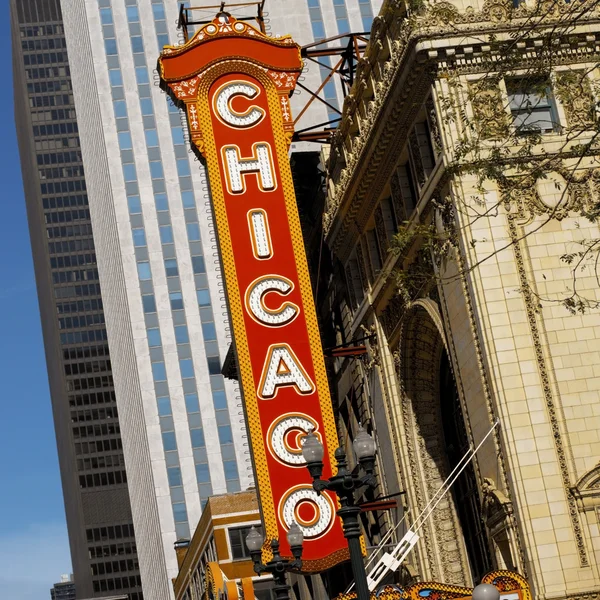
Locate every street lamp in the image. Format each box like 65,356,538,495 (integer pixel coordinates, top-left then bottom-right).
301,425,377,600
246,523,304,600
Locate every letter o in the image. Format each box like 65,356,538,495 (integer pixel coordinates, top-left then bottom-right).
279,485,335,540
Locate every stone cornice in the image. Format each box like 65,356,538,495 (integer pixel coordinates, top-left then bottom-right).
560,591,600,600
324,0,600,258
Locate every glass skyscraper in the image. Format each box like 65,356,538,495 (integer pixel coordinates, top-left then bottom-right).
11,0,142,598
15,1,381,599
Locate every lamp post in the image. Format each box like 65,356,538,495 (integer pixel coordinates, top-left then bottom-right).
246,522,304,600
301,425,377,600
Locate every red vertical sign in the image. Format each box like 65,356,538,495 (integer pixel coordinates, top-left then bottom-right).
159,15,350,570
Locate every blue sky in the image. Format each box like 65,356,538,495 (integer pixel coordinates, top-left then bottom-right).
1,5,72,599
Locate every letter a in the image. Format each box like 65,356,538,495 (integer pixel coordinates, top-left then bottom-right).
258,344,314,399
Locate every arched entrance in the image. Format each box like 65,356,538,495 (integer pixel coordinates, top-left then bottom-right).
440,351,493,583
397,301,491,586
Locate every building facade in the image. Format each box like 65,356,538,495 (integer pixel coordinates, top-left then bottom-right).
51,575,76,600
50,1,381,599
11,0,142,598
172,491,262,600
321,0,600,598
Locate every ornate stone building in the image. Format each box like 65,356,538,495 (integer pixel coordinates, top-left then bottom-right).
319,0,600,598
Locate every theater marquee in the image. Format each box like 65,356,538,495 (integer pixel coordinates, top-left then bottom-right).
158,14,349,570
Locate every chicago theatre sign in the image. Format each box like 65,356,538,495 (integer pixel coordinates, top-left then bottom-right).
158,14,349,570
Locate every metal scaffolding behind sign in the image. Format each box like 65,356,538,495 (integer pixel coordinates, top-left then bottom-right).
176,1,370,143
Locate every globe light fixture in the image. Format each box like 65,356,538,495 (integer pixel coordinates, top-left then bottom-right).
245,526,264,553
472,584,501,600
301,431,325,479
286,521,304,548
352,424,377,473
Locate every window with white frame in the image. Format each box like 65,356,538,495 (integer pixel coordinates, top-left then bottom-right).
506,77,559,134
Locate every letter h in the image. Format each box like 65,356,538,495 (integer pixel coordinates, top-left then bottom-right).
222,142,276,194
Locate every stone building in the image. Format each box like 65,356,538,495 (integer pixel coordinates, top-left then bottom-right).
318,0,600,598
171,491,262,600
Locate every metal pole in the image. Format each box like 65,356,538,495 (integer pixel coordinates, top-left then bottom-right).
338,501,370,600
265,540,294,600
271,574,291,600
305,444,376,600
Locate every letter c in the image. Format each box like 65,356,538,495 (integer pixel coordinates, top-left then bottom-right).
245,276,299,327
214,81,265,128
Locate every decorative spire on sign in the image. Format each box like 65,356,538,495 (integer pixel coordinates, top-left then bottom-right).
158,13,302,153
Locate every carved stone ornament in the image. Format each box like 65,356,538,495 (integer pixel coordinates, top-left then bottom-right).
469,79,510,140
481,0,513,23
502,167,600,222
562,591,600,600
555,71,596,130
342,93,358,120
481,478,513,534
570,461,600,511
426,96,443,157
424,1,461,26
536,0,563,17
360,323,380,371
